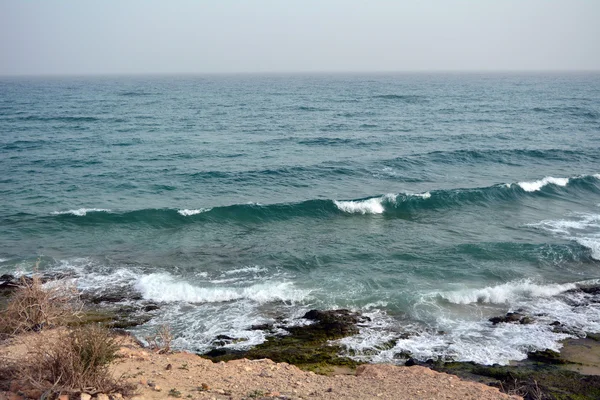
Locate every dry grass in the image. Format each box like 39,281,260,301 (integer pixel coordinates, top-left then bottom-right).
0,273,81,337
21,324,136,395
145,323,174,354
0,271,135,396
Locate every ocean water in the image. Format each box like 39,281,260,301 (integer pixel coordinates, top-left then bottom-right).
1,73,600,365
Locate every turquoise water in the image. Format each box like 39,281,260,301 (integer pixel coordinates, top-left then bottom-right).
1,73,600,364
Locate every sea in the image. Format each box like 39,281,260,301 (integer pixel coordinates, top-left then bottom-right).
1,73,599,365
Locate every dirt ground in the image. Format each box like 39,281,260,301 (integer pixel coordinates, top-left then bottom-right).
0,330,520,400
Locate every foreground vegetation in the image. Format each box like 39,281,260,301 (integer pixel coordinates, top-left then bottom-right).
0,273,135,398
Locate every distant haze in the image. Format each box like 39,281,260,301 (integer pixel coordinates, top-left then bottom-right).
1,0,599,75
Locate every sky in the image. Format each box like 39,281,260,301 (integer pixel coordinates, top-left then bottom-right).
1,0,599,75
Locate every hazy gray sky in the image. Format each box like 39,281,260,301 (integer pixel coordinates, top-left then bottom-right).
1,0,599,75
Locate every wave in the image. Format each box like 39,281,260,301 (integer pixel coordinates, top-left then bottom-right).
532,106,599,120
334,197,386,215
343,277,600,365
373,94,425,103
51,208,111,216
177,208,211,216
529,212,600,260
17,115,100,123
119,91,156,97
134,273,310,304
41,174,600,225
516,176,570,192
436,280,578,305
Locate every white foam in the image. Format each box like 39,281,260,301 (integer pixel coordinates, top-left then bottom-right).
577,238,600,260
517,176,569,192
52,208,111,216
177,208,211,216
223,266,267,275
134,273,310,304
530,213,600,260
437,280,577,305
415,192,431,199
334,198,385,214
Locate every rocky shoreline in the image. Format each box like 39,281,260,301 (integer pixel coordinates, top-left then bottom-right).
2,273,600,399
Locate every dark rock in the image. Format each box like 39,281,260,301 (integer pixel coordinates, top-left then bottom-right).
579,286,600,295
550,320,562,326
405,358,417,367
432,361,600,400
82,288,143,304
519,316,533,325
587,333,600,342
0,274,23,295
300,309,361,337
527,349,567,364
251,323,274,331
143,303,160,312
204,348,228,357
489,312,533,325
201,309,363,368
213,334,236,346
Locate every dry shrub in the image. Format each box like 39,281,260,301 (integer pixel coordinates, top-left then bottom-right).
0,273,81,336
22,324,135,395
145,324,173,354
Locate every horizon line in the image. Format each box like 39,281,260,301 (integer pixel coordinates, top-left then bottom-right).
1,69,599,78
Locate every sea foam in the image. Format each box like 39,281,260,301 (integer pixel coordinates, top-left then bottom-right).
52,208,111,216
334,198,385,214
530,213,600,260
437,280,577,305
517,176,569,192
134,273,310,304
178,208,211,216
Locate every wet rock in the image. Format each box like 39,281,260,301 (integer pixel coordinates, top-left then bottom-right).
405,358,417,367
143,303,160,312
527,349,567,364
251,323,274,331
300,309,362,337
202,309,363,367
587,333,600,342
433,360,600,400
489,312,533,325
578,286,600,295
82,288,143,304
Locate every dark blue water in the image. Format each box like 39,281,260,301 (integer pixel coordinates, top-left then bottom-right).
1,73,600,364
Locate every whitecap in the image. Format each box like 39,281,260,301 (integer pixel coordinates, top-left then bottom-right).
517,176,569,192
134,273,310,304
411,191,431,199
530,213,600,260
177,208,211,216
52,208,111,216
437,280,577,305
334,198,385,214
223,266,267,275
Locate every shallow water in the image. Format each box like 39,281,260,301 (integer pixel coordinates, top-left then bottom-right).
1,73,600,365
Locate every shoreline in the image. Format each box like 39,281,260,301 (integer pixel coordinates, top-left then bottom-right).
0,329,520,400
2,274,600,399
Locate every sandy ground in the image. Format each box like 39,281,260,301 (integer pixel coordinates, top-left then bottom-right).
0,330,520,400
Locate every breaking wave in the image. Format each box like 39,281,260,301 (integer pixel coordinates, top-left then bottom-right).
36,174,600,225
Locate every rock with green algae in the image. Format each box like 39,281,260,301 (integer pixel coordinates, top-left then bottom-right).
430,361,600,400
201,309,364,368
